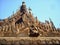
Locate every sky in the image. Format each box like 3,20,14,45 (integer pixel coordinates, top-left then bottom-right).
0,0,60,28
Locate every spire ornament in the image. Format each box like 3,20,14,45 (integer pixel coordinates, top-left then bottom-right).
29,7,32,13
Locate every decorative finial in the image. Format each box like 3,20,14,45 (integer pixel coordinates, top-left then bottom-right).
22,1,25,5
29,7,32,13
13,11,14,16
20,1,27,14
49,18,52,22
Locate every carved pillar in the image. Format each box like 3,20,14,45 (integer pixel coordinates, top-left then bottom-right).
0,28,1,32
15,24,19,34
8,24,12,33
11,18,15,30
18,23,21,30
0,27,2,32
2,26,5,32
5,25,8,32
11,18,15,34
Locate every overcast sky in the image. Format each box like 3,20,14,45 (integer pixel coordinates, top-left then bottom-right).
0,0,60,28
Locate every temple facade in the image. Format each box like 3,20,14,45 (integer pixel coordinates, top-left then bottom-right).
0,2,60,37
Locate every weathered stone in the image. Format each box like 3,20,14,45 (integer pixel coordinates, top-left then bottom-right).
0,1,60,37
